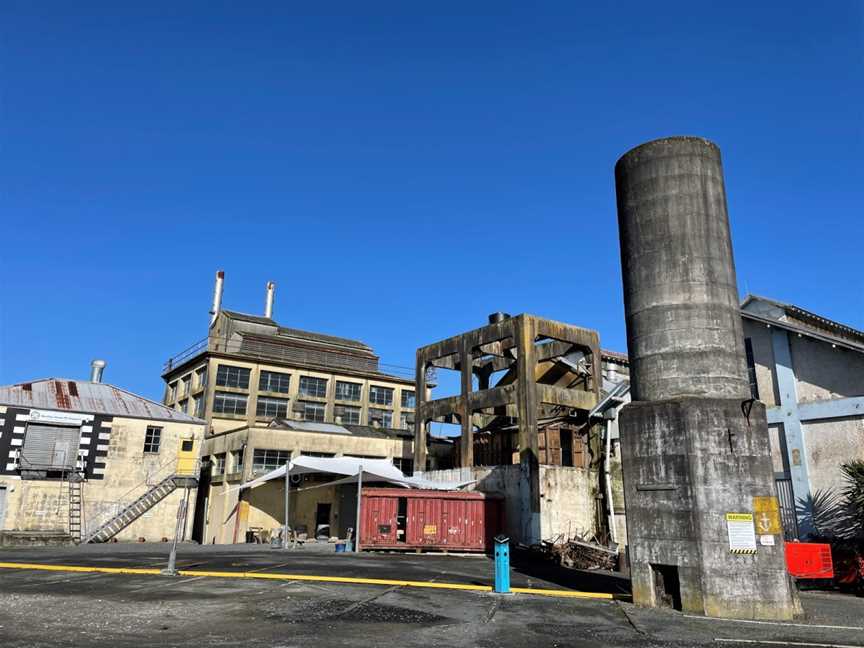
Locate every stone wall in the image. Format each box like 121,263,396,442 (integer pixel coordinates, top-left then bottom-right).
0,417,204,542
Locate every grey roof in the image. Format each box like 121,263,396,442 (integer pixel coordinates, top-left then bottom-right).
221,310,373,353
0,379,206,424
741,294,864,352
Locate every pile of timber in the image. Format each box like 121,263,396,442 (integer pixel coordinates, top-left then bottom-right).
537,534,619,571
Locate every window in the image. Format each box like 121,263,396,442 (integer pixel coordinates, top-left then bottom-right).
399,412,414,430
257,396,289,418
368,408,392,427
301,451,335,458
401,390,416,408
177,399,188,413
230,449,244,474
299,376,327,398
346,453,386,460
216,365,250,389
259,370,291,394
369,386,393,406
299,401,326,422
334,404,361,424
252,449,291,473
213,453,226,475
335,381,362,401
213,392,248,415
181,375,192,396
393,457,414,476
196,366,208,389
193,394,205,418
744,338,760,400
144,426,162,454
168,382,178,403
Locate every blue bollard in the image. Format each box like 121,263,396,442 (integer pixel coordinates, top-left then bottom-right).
494,535,510,594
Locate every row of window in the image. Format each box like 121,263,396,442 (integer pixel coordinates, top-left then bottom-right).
208,449,414,476
210,365,416,406
210,391,415,428
167,367,208,402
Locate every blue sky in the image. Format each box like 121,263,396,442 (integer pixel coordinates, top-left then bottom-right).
1,2,862,401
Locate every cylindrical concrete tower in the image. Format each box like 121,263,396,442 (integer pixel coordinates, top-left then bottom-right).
615,136,750,402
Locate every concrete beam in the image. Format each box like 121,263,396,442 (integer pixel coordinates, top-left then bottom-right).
536,384,597,411
771,327,812,537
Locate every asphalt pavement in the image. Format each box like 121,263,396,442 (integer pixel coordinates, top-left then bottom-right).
0,543,862,648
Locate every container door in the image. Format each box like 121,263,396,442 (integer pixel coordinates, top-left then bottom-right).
408,497,439,546
362,496,398,546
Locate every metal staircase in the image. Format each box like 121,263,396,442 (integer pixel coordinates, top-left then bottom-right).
67,476,84,544
84,475,185,544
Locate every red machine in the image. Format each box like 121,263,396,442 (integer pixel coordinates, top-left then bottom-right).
785,542,834,580
359,488,503,552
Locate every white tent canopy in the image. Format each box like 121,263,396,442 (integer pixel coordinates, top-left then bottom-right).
238,455,471,492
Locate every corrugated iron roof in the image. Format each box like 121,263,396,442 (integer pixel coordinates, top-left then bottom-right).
0,379,205,424
221,310,373,353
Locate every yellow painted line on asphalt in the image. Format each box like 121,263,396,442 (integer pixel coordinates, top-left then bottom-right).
0,561,617,600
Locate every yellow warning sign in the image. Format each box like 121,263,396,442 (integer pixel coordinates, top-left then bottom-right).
725,513,753,522
423,525,437,535
753,496,782,534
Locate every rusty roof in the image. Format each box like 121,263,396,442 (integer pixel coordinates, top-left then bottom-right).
0,379,205,424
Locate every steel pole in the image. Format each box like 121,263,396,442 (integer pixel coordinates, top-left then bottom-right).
163,498,187,576
354,464,363,552
282,461,290,550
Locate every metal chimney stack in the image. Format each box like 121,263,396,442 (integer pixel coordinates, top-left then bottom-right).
90,359,107,383
210,270,225,325
264,281,276,319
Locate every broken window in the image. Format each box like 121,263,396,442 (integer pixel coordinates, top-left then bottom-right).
369,386,394,406
259,370,291,394
256,396,288,418
299,376,327,398
216,365,250,389
335,381,362,401
334,404,360,424
213,392,248,415
368,408,392,427
298,400,325,422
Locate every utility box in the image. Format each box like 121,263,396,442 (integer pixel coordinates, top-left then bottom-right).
360,488,503,552
785,543,834,580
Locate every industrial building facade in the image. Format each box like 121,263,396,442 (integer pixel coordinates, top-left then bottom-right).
0,372,205,545
161,273,431,544
741,294,864,539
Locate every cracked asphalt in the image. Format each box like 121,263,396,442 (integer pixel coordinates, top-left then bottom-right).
0,544,862,647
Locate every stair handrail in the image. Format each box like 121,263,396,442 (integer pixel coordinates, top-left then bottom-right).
82,457,190,539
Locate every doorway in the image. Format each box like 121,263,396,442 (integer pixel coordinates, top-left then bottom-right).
651,563,682,610
396,497,407,543
316,503,332,539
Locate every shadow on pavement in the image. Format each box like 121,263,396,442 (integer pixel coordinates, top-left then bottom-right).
510,547,632,595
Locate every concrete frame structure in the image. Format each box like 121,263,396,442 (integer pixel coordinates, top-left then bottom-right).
414,314,601,543
615,137,798,620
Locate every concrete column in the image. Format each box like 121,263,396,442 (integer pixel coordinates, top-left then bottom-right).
460,340,474,468
414,353,428,470
615,137,750,402
770,328,812,536
515,316,540,544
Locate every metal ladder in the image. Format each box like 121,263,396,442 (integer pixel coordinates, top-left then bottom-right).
67,476,84,544
84,475,180,544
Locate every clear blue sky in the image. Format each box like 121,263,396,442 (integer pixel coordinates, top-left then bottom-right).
1,2,862,401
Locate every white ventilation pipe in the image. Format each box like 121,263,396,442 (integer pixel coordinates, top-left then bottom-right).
90,359,107,383
264,281,276,319
210,270,225,325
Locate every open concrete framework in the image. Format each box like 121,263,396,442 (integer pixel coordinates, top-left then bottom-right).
615,136,799,620
414,313,601,544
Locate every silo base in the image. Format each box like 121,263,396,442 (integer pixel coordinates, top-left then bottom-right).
620,397,801,620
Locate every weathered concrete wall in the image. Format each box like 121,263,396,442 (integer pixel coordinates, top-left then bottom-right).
803,416,864,496
790,336,864,402
0,418,203,542
620,398,798,620
421,465,598,544
615,137,750,402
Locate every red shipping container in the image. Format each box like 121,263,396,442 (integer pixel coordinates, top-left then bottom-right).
785,542,834,580
360,488,503,552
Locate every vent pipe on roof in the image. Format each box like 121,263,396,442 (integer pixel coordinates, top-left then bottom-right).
90,359,107,383
264,281,276,319
210,270,225,325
